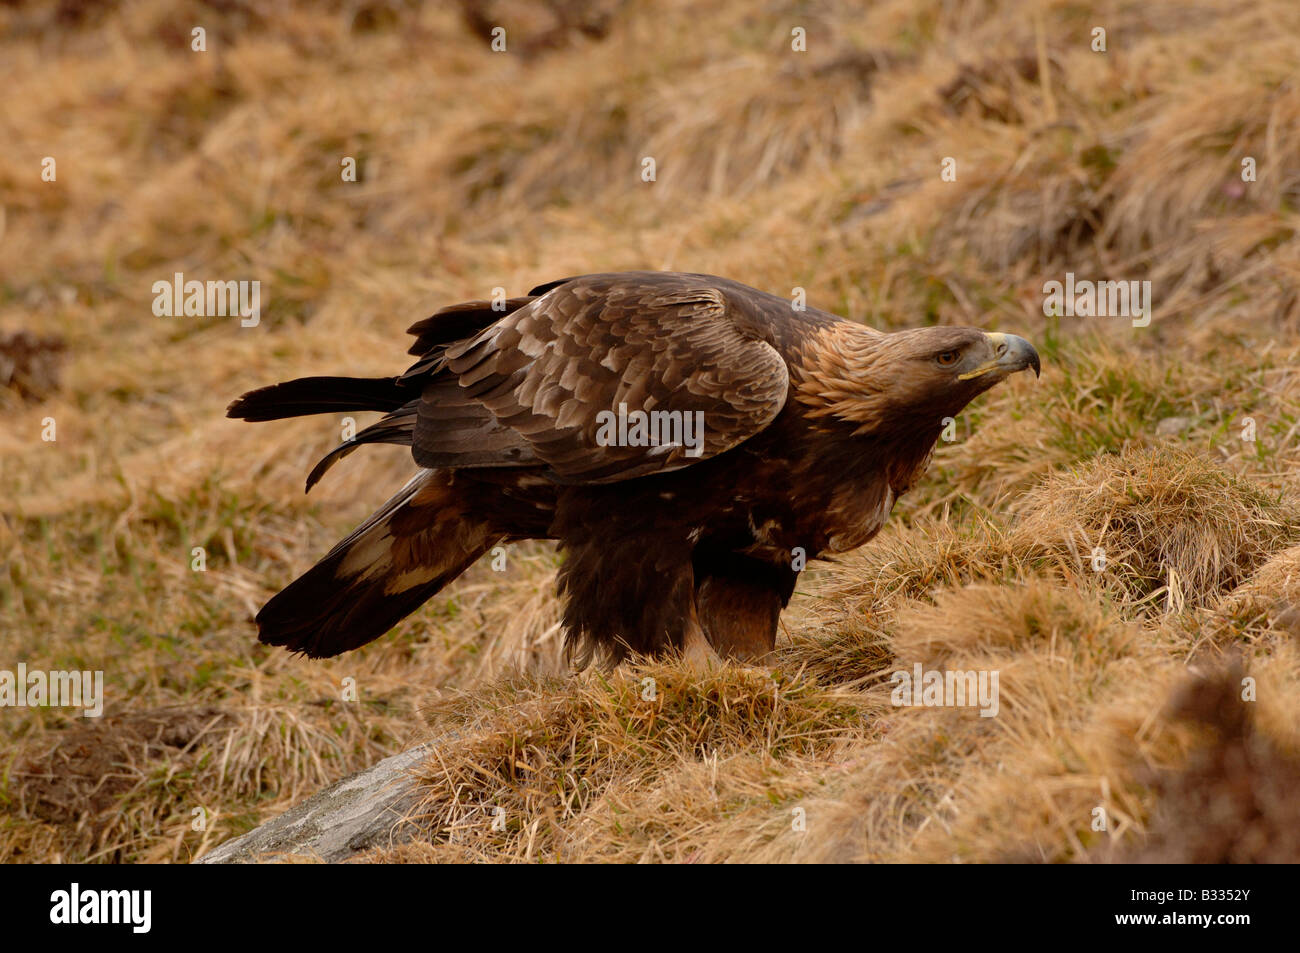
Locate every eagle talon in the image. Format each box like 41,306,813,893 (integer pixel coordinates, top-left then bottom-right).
681,623,724,672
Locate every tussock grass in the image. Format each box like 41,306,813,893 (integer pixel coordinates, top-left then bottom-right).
4,702,392,863
4,0,1300,863
814,446,1297,629
1109,663,1300,863
1013,447,1300,609
394,665,866,862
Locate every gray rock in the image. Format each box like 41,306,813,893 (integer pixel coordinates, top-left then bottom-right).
198,743,432,864
1156,416,1192,436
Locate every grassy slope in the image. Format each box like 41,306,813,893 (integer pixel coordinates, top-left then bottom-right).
2,0,1299,862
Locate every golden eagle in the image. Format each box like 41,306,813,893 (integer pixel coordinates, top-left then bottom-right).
228,272,1039,666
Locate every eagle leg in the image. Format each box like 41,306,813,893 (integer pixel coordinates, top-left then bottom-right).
681,601,724,671
694,566,791,663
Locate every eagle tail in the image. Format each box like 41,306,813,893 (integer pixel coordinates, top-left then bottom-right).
255,471,498,657
226,375,409,422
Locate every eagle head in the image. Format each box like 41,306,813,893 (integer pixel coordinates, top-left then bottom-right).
916,326,1041,393
795,324,1041,438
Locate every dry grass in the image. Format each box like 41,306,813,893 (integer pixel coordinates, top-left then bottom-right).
2,0,1300,863
394,664,866,862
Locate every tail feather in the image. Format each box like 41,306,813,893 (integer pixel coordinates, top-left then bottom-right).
227,375,409,422
255,471,499,657
304,410,417,492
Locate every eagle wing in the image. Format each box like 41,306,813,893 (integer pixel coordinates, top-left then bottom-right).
412,273,790,484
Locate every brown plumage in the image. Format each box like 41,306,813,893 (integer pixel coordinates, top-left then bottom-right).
228,271,1039,665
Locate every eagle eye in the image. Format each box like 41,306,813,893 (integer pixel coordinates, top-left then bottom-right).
936,350,960,367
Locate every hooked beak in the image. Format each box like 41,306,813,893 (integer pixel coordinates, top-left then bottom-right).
957,332,1041,381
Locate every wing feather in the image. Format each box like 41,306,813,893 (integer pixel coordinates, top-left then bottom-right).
418,273,789,484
